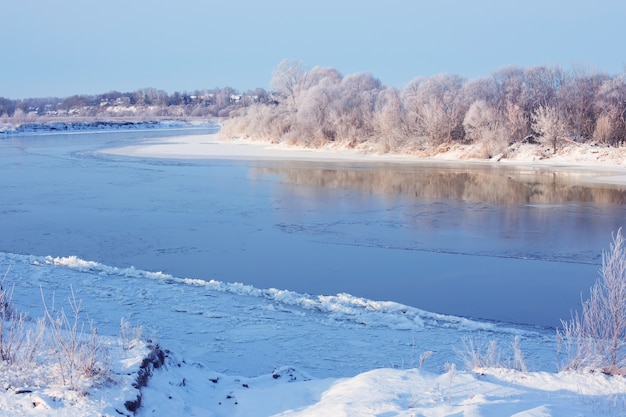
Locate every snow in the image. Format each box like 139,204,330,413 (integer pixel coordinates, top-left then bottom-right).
3,133,626,416
2,251,626,416
0,328,151,417
100,134,626,186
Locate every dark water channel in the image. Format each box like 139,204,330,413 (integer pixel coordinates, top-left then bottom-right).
1,128,625,328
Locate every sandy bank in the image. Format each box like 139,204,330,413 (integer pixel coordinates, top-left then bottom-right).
100,133,626,186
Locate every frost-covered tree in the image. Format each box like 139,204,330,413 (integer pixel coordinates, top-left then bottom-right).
558,229,626,375
221,60,626,153
531,105,568,153
297,77,340,142
331,72,382,142
522,66,564,110
463,100,508,157
11,108,27,123
292,67,342,142
490,66,534,142
402,74,466,145
557,69,609,142
593,77,626,145
270,59,307,108
373,88,408,151
300,66,342,91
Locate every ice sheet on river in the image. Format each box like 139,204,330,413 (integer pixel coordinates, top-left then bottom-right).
1,251,557,378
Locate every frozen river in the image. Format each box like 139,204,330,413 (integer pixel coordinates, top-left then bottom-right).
1,127,625,328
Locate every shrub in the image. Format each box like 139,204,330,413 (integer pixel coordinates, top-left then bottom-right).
120,317,143,351
457,337,502,370
456,336,527,372
0,268,47,367
0,276,25,363
0,274,148,392
557,228,626,375
41,285,110,388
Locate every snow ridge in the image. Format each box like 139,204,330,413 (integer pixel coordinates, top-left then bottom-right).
40,254,509,334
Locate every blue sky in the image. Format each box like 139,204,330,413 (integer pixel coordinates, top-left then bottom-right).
2,0,624,99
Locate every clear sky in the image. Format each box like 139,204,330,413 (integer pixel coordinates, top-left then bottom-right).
2,0,624,99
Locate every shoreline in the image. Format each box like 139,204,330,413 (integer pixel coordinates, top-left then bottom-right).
100,133,626,186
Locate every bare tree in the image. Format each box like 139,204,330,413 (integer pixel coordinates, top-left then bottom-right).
0,97,16,118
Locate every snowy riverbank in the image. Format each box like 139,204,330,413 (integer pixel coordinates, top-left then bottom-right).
102,133,626,186
0,120,213,137
0,252,625,416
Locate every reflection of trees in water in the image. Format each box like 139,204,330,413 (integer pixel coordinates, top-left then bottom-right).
252,165,626,205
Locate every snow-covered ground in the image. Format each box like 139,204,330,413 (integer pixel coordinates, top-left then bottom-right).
102,133,626,179
3,133,626,416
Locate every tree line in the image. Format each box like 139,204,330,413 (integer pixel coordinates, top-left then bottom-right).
222,60,626,156
0,87,271,123
3,60,625,155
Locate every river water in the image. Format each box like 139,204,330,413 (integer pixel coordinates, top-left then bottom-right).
1,127,625,328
